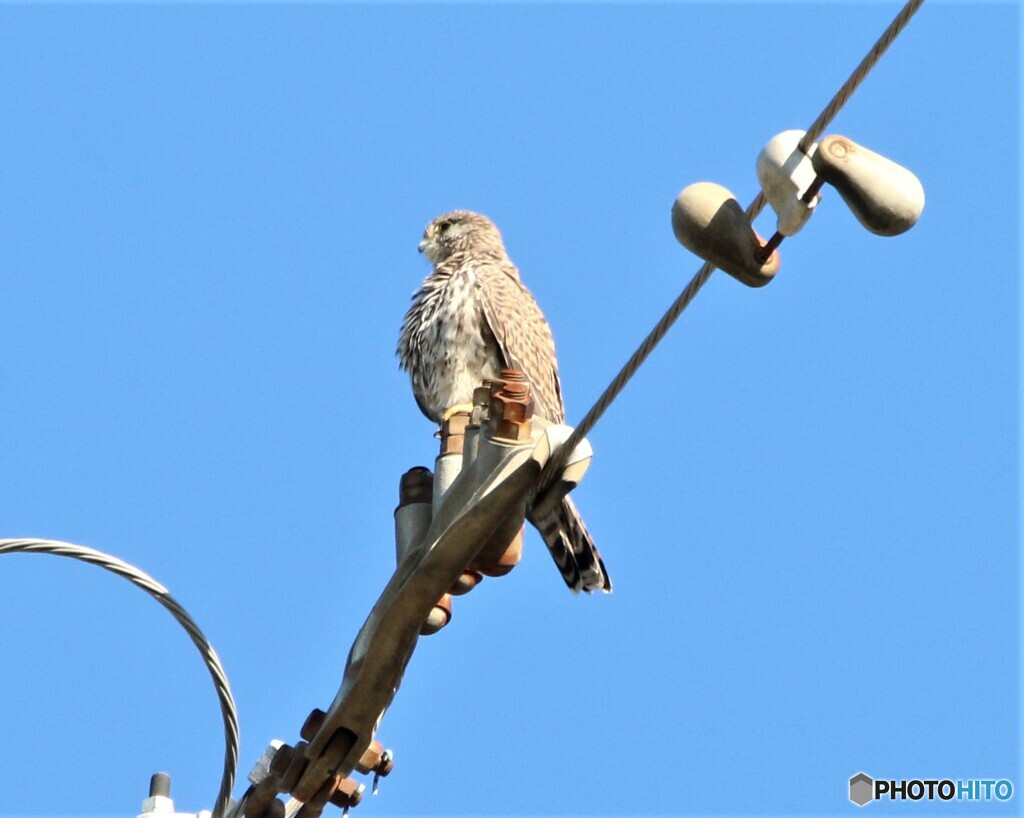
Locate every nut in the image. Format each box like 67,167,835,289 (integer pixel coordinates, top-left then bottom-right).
488,383,534,442
329,778,365,809
355,740,385,774
439,412,470,455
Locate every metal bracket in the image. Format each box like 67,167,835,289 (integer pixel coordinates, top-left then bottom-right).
248,379,593,816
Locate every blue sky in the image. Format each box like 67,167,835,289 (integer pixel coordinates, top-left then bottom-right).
0,3,1018,816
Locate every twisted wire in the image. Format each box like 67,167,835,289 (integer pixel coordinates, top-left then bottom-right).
800,0,927,152
535,0,926,495
0,538,239,818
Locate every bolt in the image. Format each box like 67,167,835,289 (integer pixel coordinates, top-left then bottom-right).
149,773,171,798
801,174,827,203
754,231,785,265
329,778,365,809
375,749,395,779
318,777,347,810
488,382,534,442
295,774,359,818
372,751,393,795
355,741,385,774
355,741,396,780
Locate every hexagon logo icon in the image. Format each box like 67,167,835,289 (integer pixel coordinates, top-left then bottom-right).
849,772,874,806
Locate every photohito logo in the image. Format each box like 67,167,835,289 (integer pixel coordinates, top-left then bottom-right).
849,773,1014,806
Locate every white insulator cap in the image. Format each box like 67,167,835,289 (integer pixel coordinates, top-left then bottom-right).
671,182,780,287
811,134,924,236
756,129,820,236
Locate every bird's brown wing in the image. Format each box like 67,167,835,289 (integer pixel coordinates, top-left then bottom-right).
477,259,611,594
476,259,565,424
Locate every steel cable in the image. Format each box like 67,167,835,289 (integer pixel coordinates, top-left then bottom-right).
0,2,928,812
535,0,927,496
0,538,239,818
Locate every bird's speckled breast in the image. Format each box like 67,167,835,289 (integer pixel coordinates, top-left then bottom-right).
400,265,503,423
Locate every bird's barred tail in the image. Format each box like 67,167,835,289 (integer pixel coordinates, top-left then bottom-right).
531,495,611,594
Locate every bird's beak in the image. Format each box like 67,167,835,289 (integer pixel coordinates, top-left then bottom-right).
418,240,428,254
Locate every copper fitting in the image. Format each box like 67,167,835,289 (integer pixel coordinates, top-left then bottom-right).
500,368,526,383
355,740,395,778
439,411,471,456
420,593,452,635
488,381,534,443
329,777,365,809
355,740,384,774
473,527,523,577
295,775,363,818
398,468,433,506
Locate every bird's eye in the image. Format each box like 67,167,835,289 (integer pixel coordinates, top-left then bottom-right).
437,221,450,233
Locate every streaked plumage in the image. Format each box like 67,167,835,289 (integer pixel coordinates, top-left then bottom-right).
397,210,611,593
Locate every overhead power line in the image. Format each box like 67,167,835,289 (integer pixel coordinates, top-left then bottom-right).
1,3,928,817
535,0,927,496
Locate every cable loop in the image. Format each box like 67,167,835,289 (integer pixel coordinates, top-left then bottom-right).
0,538,239,818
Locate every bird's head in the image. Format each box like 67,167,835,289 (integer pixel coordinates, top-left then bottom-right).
418,210,505,264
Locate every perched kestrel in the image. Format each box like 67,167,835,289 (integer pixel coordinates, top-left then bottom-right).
397,210,611,593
